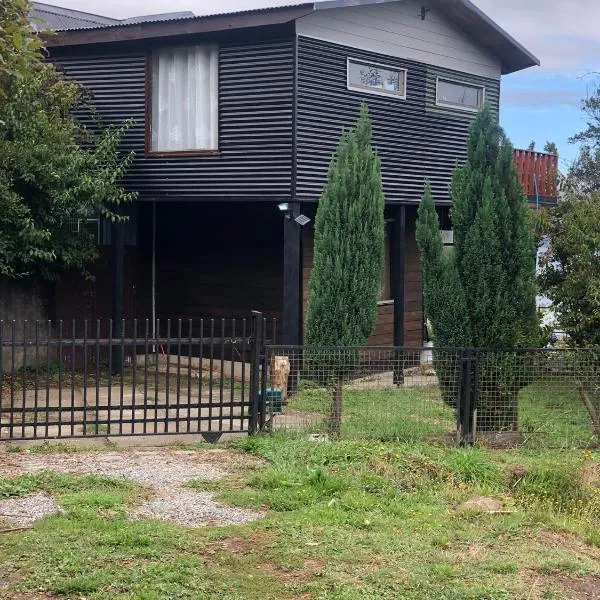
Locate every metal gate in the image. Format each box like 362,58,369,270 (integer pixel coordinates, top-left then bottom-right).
0,312,275,441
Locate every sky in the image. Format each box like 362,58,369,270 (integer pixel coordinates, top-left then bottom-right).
44,0,600,168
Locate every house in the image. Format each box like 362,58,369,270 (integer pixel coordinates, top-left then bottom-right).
29,0,555,349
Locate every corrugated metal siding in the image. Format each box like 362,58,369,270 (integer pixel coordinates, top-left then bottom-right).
53,39,294,201
296,36,500,204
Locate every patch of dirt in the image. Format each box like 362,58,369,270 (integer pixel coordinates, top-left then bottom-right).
555,574,600,599
0,448,265,528
539,530,600,563
456,496,504,513
523,571,600,600
257,559,325,583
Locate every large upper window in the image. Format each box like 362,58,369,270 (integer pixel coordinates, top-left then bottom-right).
436,78,484,112
150,45,218,153
347,58,406,99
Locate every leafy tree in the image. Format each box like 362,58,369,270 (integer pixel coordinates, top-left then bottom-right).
305,102,385,434
416,106,538,431
0,0,136,281
543,141,558,155
568,81,600,192
539,192,600,347
527,140,536,151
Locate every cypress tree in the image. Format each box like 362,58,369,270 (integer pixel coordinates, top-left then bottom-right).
305,102,385,432
416,106,538,430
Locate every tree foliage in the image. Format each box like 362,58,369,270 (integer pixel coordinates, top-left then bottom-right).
305,102,385,348
305,103,385,434
416,106,539,429
539,193,600,347
568,81,600,192
0,0,136,280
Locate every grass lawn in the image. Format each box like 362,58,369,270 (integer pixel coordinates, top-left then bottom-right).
0,436,599,599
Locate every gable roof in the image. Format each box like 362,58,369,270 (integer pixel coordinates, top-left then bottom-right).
38,0,539,75
31,3,195,31
31,2,119,30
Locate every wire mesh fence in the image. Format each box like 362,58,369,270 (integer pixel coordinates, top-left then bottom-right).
264,346,600,449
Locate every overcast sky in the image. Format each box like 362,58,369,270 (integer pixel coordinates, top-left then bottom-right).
45,0,600,164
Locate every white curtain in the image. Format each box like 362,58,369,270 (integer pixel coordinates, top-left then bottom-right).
151,45,218,151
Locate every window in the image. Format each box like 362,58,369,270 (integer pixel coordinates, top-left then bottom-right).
436,78,484,111
150,45,218,152
347,58,406,99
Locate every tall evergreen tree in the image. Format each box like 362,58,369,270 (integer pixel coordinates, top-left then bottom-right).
416,106,538,430
305,102,385,433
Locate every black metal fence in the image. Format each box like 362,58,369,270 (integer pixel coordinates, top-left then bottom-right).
263,346,600,449
0,313,277,441
2,318,599,449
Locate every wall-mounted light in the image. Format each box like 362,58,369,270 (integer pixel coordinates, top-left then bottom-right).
277,202,290,212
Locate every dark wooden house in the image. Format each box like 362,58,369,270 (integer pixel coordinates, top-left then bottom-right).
33,0,549,347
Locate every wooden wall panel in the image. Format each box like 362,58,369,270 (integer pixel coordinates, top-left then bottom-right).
302,206,423,347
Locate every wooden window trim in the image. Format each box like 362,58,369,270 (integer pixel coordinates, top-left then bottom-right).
435,76,485,113
346,57,407,100
145,49,221,156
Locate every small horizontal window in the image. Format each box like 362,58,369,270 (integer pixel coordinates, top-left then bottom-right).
436,78,484,111
347,58,406,98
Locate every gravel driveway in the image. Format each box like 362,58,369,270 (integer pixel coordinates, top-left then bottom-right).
0,447,264,528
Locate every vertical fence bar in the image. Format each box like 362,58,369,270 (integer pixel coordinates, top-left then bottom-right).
45,320,51,438
249,311,264,435
208,319,214,432
21,320,27,438
57,320,63,438
119,319,125,435
230,318,235,432
219,318,225,432
165,319,171,434
187,318,192,433
9,321,15,439
198,319,204,431
132,319,138,436
107,319,113,436
33,320,39,439
176,319,182,433
143,319,149,435
240,318,247,428
83,320,88,436
70,320,75,437
95,320,100,435
458,349,474,446
154,319,159,434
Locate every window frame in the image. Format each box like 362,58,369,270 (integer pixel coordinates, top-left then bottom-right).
435,76,485,113
145,47,221,157
346,57,407,100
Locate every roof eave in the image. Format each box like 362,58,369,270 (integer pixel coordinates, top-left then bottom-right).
43,4,316,47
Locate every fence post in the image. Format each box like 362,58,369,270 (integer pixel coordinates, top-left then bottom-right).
249,311,265,435
458,349,475,446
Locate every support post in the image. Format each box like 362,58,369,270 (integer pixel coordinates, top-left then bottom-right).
282,202,301,346
249,311,264,435
111,214,125,375
392,205,406,384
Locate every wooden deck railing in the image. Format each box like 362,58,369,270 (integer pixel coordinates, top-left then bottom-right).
514,149,558,201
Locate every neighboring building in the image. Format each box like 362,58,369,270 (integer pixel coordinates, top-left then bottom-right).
29,0,555,347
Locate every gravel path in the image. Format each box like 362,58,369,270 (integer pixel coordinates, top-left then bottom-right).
0,448,264,528
0,493,62,528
